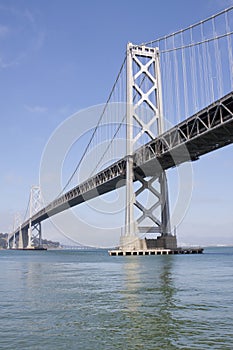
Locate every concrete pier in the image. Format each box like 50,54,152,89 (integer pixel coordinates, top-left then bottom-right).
108,247,204,256
14,247,47,251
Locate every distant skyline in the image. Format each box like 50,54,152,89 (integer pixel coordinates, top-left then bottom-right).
1,0,233,247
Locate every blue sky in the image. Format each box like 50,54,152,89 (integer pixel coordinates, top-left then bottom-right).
1,0,233,246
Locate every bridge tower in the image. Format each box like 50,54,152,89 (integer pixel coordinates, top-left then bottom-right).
27,185,43,248
12,212,23,249
121,43,177,251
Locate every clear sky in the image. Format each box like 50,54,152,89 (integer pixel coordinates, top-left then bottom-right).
0,0,233,247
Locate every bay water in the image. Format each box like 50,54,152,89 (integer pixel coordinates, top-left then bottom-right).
0,247,232,349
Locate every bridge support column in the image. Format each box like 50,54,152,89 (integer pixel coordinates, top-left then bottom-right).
135,172,171,234
33,222,42,246
18,225,23,249
27,220,33,249
27,220,42,249
121,43,176,251
12,233,16,249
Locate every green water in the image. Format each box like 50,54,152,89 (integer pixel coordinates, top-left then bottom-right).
0,247,232,349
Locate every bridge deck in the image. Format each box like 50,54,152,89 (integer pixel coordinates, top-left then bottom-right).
10,92,233,239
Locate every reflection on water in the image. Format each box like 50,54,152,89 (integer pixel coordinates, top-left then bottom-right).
121,256,179,349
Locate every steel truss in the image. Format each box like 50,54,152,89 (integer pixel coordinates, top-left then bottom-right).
27,186,43,248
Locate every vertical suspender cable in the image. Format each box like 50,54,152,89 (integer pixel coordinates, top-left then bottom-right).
173,34,181,123
181,31,189,119
225,10,233,91
212,17,223,98
165,37,173,124
206,39,215,102
190,27,198,113
197,42,204,109
201,22,210,106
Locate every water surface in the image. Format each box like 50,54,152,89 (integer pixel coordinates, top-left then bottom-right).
0,247,232,349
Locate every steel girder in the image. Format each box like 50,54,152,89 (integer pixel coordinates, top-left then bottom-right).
124,43,171,238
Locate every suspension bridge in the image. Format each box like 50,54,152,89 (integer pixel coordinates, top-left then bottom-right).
8,7,233,253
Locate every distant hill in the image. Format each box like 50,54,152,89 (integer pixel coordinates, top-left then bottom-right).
0,233,60,249
0,233,8,249
34,238,60,249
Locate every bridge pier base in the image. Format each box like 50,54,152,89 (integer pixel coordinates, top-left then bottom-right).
27,220,33,249
12,233,16,249
119,235,147,251
18,226,23,249
118,234,177,252
146,235,177,250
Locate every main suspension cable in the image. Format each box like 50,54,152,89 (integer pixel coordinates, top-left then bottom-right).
56,56,127,197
